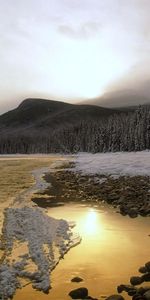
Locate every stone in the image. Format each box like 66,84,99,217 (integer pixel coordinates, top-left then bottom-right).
138,287,150,295
145,262,150,272
132,294,145,300
139,266,148,274
142,273,150,282
144,290,150,300
69,287,88,299
130,276,143,286
127,289,137,296
117,285,125,293
117,284,135,293
71,277,83,283
106,295,125,300
128,209,138,218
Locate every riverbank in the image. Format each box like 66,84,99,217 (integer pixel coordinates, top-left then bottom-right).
32,165,150,218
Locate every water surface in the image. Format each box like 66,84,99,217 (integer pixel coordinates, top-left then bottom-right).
14,202,150,300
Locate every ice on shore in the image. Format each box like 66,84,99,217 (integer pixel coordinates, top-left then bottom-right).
0,207,81,299
74,151,150,177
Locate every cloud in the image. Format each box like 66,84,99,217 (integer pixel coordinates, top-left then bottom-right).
58,22,101,39
1,0,150,113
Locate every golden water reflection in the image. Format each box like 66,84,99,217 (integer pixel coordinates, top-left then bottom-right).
82,208,102,236
14,203,150,300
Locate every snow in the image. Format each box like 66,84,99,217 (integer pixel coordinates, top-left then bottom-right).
0,207,81,299
73,151,150,177
15,167,51,205
93,177,108,184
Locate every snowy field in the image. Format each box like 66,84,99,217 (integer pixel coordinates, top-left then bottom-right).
74,151,150,176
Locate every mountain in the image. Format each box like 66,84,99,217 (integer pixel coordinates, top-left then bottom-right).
0,98,149,154
79,89,150,108
0,98,120,133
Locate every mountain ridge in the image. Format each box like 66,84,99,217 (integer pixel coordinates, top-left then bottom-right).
0,98,149,154
0,98,121,131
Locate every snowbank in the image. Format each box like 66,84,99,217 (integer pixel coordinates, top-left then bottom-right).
0,207,81,299
74,151,150,176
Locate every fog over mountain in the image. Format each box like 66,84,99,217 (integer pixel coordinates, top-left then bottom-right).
80,89,150,108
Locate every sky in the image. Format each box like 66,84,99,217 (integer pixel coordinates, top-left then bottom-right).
0,0,150,113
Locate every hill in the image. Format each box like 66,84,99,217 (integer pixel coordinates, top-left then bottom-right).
0,98,119,133
1,98,148,154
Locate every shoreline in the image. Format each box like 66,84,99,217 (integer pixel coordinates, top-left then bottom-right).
32,163,150,218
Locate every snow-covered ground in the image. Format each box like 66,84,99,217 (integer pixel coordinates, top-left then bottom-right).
74,151,150,176
0,207,81,299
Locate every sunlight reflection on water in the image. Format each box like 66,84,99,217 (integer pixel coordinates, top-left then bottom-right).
82,208,100,235
14,203,150,300
77,207,107,240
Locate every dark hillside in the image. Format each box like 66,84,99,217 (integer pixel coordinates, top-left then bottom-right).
0,99,149,154
0,98,118,131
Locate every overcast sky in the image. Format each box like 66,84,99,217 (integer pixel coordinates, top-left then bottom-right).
0,0,150,113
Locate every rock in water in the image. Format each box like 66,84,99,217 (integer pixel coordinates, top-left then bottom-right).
69,287,88,299
117,284,136,293
142,273,150,282
106,295,125,300
139,266,148,274
145,262,150,272
71,276,83,283
130,276,143,286
144,290,150,300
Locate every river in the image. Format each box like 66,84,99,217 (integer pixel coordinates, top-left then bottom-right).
14,202,150,300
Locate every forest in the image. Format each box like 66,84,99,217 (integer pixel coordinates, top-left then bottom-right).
0,105,150,154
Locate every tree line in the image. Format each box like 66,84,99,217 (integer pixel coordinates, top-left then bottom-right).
0,105,150,154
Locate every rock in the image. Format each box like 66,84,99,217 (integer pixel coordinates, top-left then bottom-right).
117,285,125,293
71,277,83,283
106,295,125,300
69,287,88,299
128,209,138,218
120,209,127,216
141,273,150,282
117,284,135,293
144,290,150,300
139,266,148,274
127,289,137,296
138,287,150,295
132,294,145,300
145,262,150,272
130,276,143,286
